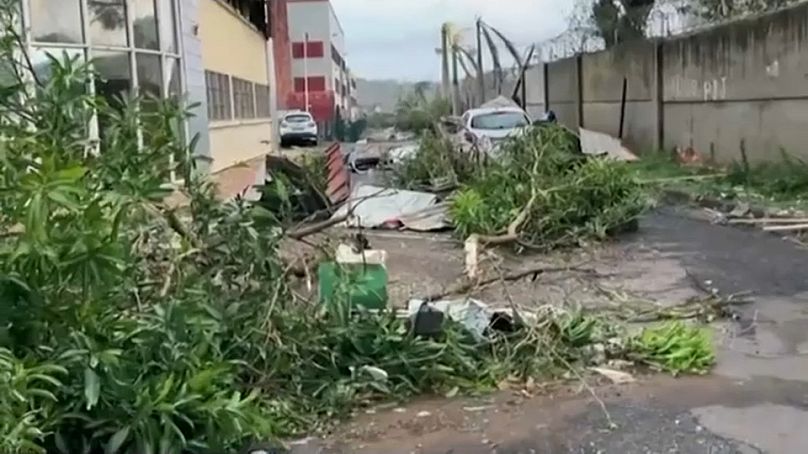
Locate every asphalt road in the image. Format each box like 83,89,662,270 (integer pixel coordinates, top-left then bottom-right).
290,206,808,454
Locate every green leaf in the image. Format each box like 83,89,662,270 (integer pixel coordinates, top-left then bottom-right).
55,165,87,182
105,427,130,454
84,367,100,409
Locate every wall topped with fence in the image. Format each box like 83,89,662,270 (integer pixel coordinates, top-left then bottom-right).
539,2,808,162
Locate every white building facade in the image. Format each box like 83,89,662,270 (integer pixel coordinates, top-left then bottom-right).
17,0,277,182
286,0,356,125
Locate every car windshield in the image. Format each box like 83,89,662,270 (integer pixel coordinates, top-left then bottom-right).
286,114,311,123
471,112,529,130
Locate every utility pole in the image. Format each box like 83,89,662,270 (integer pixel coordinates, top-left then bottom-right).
440,23,451,99
476,18,485,105
303,32,310,113
451,45,461,115
264,0,279,153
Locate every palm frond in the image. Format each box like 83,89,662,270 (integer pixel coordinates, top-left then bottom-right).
484,22,524,70
480,24,503,92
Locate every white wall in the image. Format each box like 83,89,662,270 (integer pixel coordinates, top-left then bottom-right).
288,1,334,85
181,0,211,167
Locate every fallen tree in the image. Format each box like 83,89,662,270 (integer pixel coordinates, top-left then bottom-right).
451,125,647,251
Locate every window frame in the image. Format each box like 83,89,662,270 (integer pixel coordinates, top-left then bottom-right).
205,70,232,121
231,76,256,120
21,0,186,179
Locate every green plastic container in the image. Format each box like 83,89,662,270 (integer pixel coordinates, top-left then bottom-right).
318,262,388,310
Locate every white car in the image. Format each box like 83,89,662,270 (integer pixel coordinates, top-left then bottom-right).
461,106,532,150
280,111,318,147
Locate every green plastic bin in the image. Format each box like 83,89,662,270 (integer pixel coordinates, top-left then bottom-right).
318,262,388,310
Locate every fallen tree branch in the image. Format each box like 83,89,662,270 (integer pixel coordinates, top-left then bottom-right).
286,214,349,240
426,262,590,302
465,192,539,278
285,188,388,240
763,223,808,232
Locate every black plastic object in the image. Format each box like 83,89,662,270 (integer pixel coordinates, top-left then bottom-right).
410,302,445,338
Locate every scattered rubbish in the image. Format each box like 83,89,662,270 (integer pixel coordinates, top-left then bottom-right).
332,185,449,231
409,301,446,338
407,298,516,341
579,127,639,162
463,405,495,412
348,145,384,172
359,365,389,382
387,143,419,164
728,202,751,218
590,367,636,385
416,411,432,418
396,202,450,232
675,145,704,165
335,243,388,266
408,298,491,340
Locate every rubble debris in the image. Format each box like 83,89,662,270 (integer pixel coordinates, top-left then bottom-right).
331,184,449,231
258,155,332,221
407,298,494,341
590,367,636,385
579,127,639,162
409,301,446,338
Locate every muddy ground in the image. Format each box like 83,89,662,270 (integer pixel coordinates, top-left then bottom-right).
287,205,808,454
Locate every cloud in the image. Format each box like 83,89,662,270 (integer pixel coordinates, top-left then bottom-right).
330,0,573,80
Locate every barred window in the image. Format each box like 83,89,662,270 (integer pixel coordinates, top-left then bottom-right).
232,77,255,119
255,84,271,118
205,71,231,121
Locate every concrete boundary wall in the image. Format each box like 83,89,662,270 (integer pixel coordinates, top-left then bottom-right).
543,2,808,162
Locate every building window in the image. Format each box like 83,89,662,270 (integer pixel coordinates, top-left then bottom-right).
224,0,269,35
294,76,325,93
292,41,324,59
29,0,83,43
206,71,232,121
232,77,255,119
25,0,184,179
255,84,271,118
26,0,181,95
331,45,344,68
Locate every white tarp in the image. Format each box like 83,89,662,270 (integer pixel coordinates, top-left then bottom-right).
332,185,448,230
579,127,639,161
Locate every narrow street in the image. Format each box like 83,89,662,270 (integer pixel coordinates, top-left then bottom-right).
291,207,808,453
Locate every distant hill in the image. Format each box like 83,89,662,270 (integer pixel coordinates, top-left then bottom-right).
355,79,439,113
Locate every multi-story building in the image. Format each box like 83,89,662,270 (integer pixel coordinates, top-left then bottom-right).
283,0,355,132
18,0,278,187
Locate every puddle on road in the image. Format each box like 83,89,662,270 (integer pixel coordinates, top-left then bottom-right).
715,294,808,383
693,404,808,454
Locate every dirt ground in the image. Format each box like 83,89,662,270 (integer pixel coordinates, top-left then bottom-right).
285,205,808,454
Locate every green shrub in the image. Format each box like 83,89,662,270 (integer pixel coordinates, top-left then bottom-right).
395,129,482,189
450,125,647,248
632,321,715,375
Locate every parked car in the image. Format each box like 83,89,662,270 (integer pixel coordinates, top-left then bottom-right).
461,106,532,150
280,111,318,147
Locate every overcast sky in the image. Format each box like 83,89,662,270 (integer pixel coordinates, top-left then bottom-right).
329,0,573,81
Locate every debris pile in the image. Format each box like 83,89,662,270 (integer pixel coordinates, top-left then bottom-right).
450,124,647,249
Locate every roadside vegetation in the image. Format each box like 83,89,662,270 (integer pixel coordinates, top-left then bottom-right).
632,149,808,209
